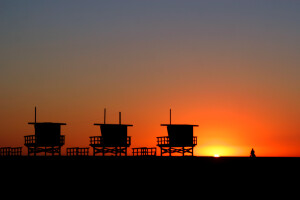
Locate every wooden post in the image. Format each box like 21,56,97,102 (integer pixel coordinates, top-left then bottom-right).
35,106,37,124
34,107,37,138
119,112,121,124
170,109,171,125
104,108,106,124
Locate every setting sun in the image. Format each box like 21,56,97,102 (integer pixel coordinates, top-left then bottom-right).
199,145,237,157
214,154,220,158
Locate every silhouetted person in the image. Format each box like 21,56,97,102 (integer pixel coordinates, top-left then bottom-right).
250,148,256,157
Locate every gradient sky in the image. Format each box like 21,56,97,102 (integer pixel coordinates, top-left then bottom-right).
0,0,299,156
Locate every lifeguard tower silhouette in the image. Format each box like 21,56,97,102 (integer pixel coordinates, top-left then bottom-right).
24,107,65,156
157,109,198,156
89,109,132,156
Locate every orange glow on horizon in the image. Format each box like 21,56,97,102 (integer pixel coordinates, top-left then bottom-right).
0,101,298,157
197,145,237,157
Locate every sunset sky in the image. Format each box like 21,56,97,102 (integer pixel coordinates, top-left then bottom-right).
0,0,299,156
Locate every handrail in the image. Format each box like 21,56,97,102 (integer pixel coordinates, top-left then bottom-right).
24,135,65,146
132,147,156,156
60,135,65,145
0,147,22,156
157,136,197,146
24,135,36,145
89,136,131,146
156,136,169,146
193,136,197,145
67,147,89,156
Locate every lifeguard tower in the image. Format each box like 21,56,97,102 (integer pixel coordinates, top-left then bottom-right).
157,109,198,156
89,109,132,156
24,107,66,156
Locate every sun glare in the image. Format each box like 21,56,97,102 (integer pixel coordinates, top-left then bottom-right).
199,145,236,157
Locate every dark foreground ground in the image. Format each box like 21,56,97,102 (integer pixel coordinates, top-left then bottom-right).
1,156,300,174
1,156,299,196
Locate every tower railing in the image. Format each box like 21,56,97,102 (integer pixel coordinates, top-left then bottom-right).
157,136,197,146
24,135,65,146
89,136,131,147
